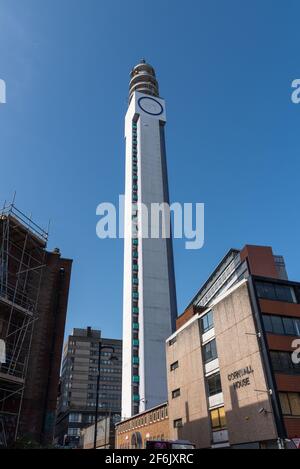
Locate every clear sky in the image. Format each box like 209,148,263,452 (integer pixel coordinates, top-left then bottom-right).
1,1,300,340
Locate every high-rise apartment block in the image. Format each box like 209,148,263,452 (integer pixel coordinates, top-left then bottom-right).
56,327,122,447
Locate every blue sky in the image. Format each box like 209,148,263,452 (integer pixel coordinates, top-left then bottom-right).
1,0,300,340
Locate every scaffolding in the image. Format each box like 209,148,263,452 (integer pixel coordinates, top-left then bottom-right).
0,202,48,447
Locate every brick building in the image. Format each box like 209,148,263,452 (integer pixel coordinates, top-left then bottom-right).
115,402,169,448
0,203,72,446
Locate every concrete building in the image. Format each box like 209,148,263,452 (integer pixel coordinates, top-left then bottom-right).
122,59,177,418
0,203,72,447
80,414,119,449
166,245,300,448
55,328,122,447
115,402,169,449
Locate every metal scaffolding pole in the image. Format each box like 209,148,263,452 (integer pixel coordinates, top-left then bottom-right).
0,202,48,447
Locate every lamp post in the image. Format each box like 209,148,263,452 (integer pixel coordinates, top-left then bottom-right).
93,342,118,449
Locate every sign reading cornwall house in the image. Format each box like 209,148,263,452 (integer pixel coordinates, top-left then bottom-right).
228,365,254,390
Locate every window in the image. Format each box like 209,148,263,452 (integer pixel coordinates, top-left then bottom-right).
256,282,296,303
173,418,183,428
210,406,226,430
207,373,222,396
170,361,179,371
203,339,218,363
168,337,177,346
69,413,82,423
282,317,296,335
68,428,80,437
201,311,214,333
270,351,300,374
172,388,181,398
279,393,300,416
263,314,300,336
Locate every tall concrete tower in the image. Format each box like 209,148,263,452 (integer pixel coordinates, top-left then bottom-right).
122,60,177,418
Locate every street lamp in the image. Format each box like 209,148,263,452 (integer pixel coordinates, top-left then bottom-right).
93,343,118,449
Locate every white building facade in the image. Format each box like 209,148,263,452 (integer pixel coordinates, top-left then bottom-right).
122,61,177,418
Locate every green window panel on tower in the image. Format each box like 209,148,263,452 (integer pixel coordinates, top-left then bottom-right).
132,375,140,383
132,339,139,347
132,251,138,258
133,394,140,402
132,322,139,330
132,307,139,314
132,239,138,245
132,265,138,271
133,175,138,180
132,292,139,299
132,356,139,364
133,278,139,285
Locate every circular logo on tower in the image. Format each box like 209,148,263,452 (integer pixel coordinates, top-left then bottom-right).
138,96,163,116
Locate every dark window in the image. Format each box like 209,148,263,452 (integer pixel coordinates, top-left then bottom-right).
170,361,179,371
270,351,300,374
263,315,272,333
203,339,218,363
256,282,296,303
207,373,222,396
201,311,214,333
263,314,300,337
172,388,180,399
271,316,284,335
168,337,177,346
282,317,296,335
173,418,183,428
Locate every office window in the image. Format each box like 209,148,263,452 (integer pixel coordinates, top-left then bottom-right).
69,413,82,423
210,406,226,430
282,317,296,335
203,339,218,363
270,351,300,374
279,393,300,416
256,282,296,303
263,314,300,336
271,316,284,335
207,372,222,396
170,361,179,371
201,310,214,333
172,388,181,398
